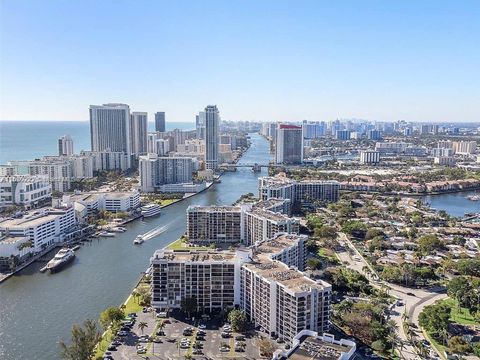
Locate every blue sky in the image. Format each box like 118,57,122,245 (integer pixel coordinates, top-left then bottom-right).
0,0,479,122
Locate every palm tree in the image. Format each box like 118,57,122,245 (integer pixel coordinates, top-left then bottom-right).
132,289,138,304
439,328,449,346
138,321,148,335
157,320,165,334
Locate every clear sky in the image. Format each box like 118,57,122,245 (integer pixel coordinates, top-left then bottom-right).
0,0,479,123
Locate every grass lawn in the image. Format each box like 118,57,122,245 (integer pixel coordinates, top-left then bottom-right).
93,329,113,359
166,238,212,251
440,298,479,325
423,329,447,360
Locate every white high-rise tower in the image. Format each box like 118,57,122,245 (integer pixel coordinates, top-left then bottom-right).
130,112,148,156
203,105,220,170
89,103,131,168
58,135,74,156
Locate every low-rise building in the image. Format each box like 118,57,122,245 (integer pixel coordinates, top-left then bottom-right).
0,175,52,209
0,205,76,253
244,209,299,246
273,330,356,360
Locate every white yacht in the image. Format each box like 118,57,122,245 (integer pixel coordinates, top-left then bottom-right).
98,231,116,237
133,235,145,245
141,204,162,217
110,226,126,232
46,248,75,273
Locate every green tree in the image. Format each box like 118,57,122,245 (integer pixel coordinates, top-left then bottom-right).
257,338,276,357
59,319,101,360
227,309,248,332
99,307,125,331
417,234,444,254
419,302,451,338
180,296,197,317
307,258,322,270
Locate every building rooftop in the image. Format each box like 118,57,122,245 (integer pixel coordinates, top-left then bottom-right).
287,335,355,360
250,209,292,222
152,249,237,263
187,205,241,213
255,234,303,259
243,260,326,294
0,235,29,244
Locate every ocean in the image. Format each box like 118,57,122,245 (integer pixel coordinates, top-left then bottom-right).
0,121,195,164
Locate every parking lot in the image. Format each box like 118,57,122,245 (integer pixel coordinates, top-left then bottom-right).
102,309,282,360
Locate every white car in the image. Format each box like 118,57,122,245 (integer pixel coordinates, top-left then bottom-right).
198,324,206,329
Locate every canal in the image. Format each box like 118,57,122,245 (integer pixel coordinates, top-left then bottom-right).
0,133,272,360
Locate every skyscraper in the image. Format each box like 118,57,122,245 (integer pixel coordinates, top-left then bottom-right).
89,103,131,168
155,112,166,132
204,105,220,170
130,112,148,156
196,113,206,140
58,135,74,156
275,124,303,164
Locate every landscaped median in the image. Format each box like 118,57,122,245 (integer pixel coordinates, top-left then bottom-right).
419,297,480,359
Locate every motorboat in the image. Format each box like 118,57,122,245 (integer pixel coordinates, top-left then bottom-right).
46,248,75,273
466,194,480,201
98,231,116,237
141,204,162,217
110,226,127,232
133,235,145,245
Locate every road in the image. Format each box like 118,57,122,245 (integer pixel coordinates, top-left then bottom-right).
336,233,447,360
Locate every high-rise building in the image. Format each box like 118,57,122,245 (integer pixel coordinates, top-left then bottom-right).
359,150,380,164
187,205,244,243
130,112,148,156
275,124,303,164
204,105,220,170
89,103,131,168
58,135,74,156
139,154,194,192
367,130,382,140
155,112,166,132
335,130,351,140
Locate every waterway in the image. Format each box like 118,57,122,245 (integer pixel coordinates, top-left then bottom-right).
0,133,272,360
422,190,480,217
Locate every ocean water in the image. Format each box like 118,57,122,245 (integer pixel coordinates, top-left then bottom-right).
0,121,195,164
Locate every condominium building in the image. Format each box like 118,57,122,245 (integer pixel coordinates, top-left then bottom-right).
155,112,166,132
453,141,477,155
150,233,331,341
28,158,72,192
258,176,340,207
130,112,148,156
367,130,382,140
79,151,131,172
276,124,303,164
204,105,220,170
150,249,249,312
0,175,52,209
187,205,244,243
335,130,351,141
244,209,299,246
374,142,408,155
241,234,331,341
359,150,380,164
0,205,76,253
69,191,140,214
139,154,194,192
89,103,132,168
252,198,292,215
58,135,74,156
302,121,325,139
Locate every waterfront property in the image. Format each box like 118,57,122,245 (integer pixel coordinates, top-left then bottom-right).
0,174,52,210
151,232,331,342
258,175,340,207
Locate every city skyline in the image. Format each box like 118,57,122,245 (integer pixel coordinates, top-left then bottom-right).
1,1,479,123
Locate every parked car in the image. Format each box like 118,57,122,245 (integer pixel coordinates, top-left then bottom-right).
107,345,116,351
